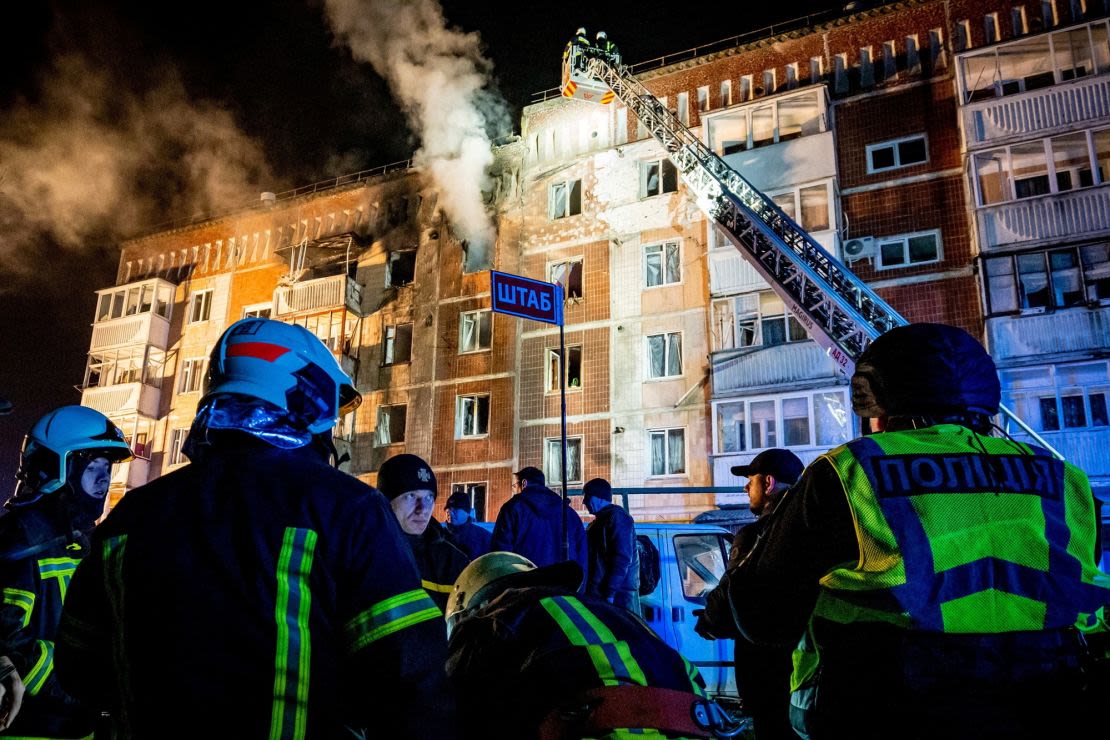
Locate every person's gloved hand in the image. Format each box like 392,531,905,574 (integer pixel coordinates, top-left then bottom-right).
0,656,25,732
693,609,718,641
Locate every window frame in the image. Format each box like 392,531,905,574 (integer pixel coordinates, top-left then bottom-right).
548,178,583,220
972,128,1107,207
455,394,491,439
704,87,826,157
387,251,417,288
458,309,493,354
766,180,833,233
1000,360,1110,432
177,357,207,394
643,240,683,288
188,289,213,324
375,404,408,446
450,482,489,522
711,388,853,454
168,428,190,467
648,427,687,477
645,331,684,380
875,229,943,270
543,436,584,485
383,322,414,365
242,302,272,319
545,345,583,394
982,243,1110,316
711,290,809,352
548,257,585,300
639,158,679,199
865,133,929,174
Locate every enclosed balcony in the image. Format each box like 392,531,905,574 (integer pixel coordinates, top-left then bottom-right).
273,273,363,317
709,224,838,296
959,20,1110,148
80,345,166,417
987,304,1110,363
82,382,161,418
711,341,839,395
89,278,175,352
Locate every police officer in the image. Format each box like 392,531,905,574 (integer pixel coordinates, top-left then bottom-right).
728,323,1110,739
378,454,470,612
55,319,456,738
0,405,132,739
445,490,492,561
581,478,639,612
445,552,737,740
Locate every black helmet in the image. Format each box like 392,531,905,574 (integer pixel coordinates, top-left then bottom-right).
851,323,1000,420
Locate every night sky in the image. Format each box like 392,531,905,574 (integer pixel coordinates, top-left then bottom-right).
0,0,848,489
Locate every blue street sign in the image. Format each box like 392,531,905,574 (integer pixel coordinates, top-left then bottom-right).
490,270,564,326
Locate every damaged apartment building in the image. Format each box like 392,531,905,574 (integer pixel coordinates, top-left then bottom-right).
81,0,1110,520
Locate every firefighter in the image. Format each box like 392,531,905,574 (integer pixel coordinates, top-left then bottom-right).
445,552,742,739
54,318,456,738
378,453,470,612
595,31,620,65
0,405,132,739
564,27,591,68
445,489,492,560
728,323,1110,739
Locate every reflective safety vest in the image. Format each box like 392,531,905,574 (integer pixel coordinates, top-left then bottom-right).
814,425,1110,634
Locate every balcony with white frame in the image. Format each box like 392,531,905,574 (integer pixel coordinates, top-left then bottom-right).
958,19,1110,149
273,273,362,317
89,278,175,352
987,304,1110,363
709,222,838,296
82,382,162,419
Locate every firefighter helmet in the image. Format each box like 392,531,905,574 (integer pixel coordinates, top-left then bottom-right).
445,552,583,636
596,30,608,40
14,405,132,500
851,323,1000,420
575,26,587,36
204,318,361,435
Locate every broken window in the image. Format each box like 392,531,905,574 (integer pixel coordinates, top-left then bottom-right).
459,310,492,353
546,346,582,392
388,251,416,287
548,179,582,219
644,242,681,287
376,404,407,446
984,244,1110,315
646,332,683,379
549,259,584,299
383,323,413,364
641,159,678,198
544,437,583,484
719,80,732,107
697,86,710,112
450,482,488,521
456,395,490,438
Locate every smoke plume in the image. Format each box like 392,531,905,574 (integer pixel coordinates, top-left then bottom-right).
323,0,509,267
0,54,274,280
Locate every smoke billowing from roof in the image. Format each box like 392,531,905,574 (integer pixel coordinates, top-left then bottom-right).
324,0,509,268
0,54,273,281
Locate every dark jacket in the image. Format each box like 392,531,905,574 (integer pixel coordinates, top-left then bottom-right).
0,495,97,739
446,520,492,561
408,518,470,612
446,585,705,740
490,486,587,574
584,504,639,603
729,447,1101,739
54,440,456,739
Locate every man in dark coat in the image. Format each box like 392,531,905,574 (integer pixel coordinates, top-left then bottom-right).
696,448,803,740
379,454,471,613
582,478,640,612
445,553,737,740
445,490,492,560
490,467,587,574
54,318,456,738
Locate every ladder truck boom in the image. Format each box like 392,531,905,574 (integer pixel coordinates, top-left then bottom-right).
561,41,1059,457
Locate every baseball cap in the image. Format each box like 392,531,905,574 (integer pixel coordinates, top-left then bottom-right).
730,449,804,485
446,490,472,510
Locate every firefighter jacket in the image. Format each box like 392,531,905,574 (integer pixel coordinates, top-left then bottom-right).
491,485,587,575
407,519,470,612
445,520,491,561
54,440,457,739
0,496,96,739
446,585,706,740
729,424,1110,739
584,504,639,606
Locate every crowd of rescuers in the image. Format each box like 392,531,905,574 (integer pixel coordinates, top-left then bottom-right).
564,26,621,66
0,316,1106,738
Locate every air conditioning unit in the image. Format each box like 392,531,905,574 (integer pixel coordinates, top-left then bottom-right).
842,236,877,262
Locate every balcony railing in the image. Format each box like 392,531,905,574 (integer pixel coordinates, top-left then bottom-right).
987,305,1110,362
89,312,171,352
81,382,161,418
1003,426,1110,478
111,457,150,489
711,342,838,395
963,73,1110,148
976,184,1110,250
273,274,362,317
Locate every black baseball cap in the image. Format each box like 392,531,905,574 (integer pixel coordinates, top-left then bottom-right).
730,449,804,485
446,490,471,510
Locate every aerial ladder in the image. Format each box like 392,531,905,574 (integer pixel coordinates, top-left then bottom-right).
560,38,1059,456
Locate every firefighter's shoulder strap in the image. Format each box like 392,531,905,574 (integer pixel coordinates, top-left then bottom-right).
538,685,744,739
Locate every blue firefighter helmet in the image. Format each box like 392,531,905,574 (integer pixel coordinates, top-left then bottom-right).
204,318,361,436
14,405,132,500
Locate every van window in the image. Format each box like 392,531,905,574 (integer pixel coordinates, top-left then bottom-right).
673,534,728,603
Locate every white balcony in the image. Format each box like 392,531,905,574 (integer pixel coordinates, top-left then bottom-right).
111,457,150,489
711,342,838,395
274,274,362,317
89,312,171,352
963,73,1110,149
709,230,838,296
81,382,161,418
1004,427,1110,480
987,306,1110,363
976,184,1110,250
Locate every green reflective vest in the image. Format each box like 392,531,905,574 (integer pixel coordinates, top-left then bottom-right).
812,425,1110,635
